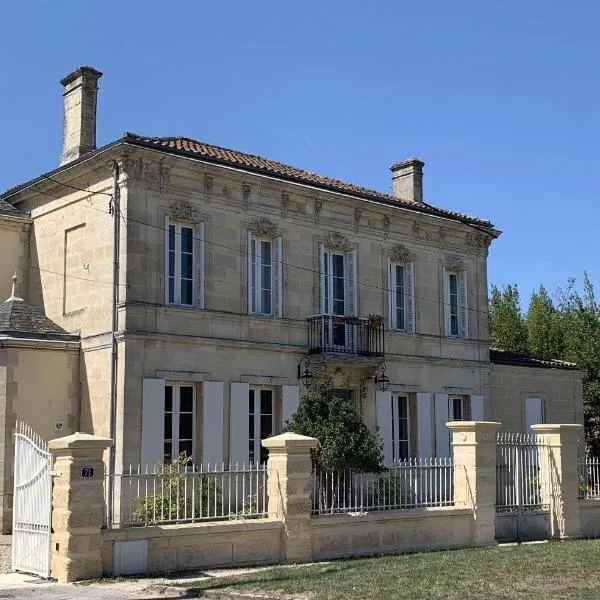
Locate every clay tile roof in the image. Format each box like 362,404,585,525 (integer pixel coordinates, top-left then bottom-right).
0,299,78,341
124,133,494,228
490,348,579,371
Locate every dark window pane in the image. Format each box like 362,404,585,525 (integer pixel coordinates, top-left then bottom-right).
249,445,255,464
168,278,175,304
168,226,175,251
260,446,268,464
164,413,172,439
399,441,409,461
168,251,175,277
164,442,172,463
180,386,194,412
181,227,193,254
398,397,408,418
261,288,271,314
451,315,459,336
332,254,344,278
181,279,193,305
249,390,255,413
165,386,173,412
333,277,344,303
261,241,271,266
179,440,193,458
181,252,193,279
260,390,273,414
449,274,457,296
333,389,354,403
179,415,193,440
396,265,404,288
261,415,273,439
333,299,345,316
249,413,254,438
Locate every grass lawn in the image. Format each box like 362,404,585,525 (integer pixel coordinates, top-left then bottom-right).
185,540,600,600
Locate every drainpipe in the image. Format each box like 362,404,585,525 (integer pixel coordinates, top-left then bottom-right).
107,160,120,525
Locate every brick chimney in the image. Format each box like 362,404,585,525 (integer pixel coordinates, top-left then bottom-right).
390,158,425,203
60,66,103,166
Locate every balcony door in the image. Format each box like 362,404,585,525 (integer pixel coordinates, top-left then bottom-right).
323,250,346,349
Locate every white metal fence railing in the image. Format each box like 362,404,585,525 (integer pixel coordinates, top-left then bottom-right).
579,457,600,499
496,432,549,512
105,462,268,528
311,458,454,515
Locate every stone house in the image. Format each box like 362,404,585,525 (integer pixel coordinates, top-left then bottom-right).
0,66,584,532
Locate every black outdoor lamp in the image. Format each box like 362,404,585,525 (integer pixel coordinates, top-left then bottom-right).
374,364,390,392
298,356,314,389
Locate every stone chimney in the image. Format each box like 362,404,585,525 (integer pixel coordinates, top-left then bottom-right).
390,157,425,203
60,66,103,166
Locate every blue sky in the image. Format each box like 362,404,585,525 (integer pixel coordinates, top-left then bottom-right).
1,1,598,306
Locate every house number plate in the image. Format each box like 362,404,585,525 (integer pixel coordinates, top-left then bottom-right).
81,466,95,479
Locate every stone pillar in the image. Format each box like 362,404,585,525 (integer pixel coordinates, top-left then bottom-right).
48,432,112,583
262,432,317,563
447,421,501,546
531,424,583,539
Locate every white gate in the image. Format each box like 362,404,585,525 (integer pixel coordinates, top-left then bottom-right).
12,422,52,577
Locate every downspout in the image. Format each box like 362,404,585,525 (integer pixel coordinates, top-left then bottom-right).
107,160,120,525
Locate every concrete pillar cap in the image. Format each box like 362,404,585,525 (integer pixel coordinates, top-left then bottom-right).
446,421,502,431
261,432,318,450
48,432,113,451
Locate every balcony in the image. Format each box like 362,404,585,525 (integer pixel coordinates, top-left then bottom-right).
307,314,385,358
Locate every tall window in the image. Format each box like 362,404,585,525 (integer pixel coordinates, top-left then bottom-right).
323,250,345,316
248,388,274,464
250,237,272,315
389,261,414,332
164,384,195,463
444,269,467,338
451,396,464,421
391,395,410,461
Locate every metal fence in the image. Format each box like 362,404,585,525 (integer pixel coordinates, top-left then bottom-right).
311,458,454,515
105,462,268,528
579,457,600,499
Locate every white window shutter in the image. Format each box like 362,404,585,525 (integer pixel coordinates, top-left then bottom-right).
318,243,326,313
141,378,165,471
376,390,393,466
281,385,300,428
525,397,544,431
387,258,394,329
272,236,283,318
344,248,357,316
194,221,204,309
434,393,450,458
247,231,253,314
416,392,433,457
202,382,224,465
230,382,250,466
443,269,451,336
458,270,468,338
164,216,171,305
405,261,415,333
470,395,485,421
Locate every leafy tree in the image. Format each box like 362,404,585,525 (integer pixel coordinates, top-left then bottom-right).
284,378,384,474
489,284,528,353
526,285,564,360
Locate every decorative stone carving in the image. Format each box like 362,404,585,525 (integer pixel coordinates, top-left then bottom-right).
281,192,290,217
324,232,352,251
383,215,391,238
248,217,278,238
439,227,447,243
466,232,492,252
242,183,251,202
121,156,171,188
314,198,322,220
354,208,362,231
390,245,412,263
296,201,306,215
222,186,231,199
169,201,198,223
204,174,213,193
444,255,464,271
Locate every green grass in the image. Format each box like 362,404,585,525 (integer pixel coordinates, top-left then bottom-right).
184,540,600,600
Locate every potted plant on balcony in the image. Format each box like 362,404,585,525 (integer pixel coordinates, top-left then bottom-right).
345,316,361,326
368,314,383,328
333,316,344,326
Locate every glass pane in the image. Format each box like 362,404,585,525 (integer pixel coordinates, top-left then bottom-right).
398,397,408,418
165,386,173,412
261,240,271,267
179,440,193,458
181,252,193,279
260,390,273,414
451,315,459,336
260,414,273,439
181,227,193,254
261,288,271,315
453,398,463,420
249,444,255,464
168,277,175,304
449,274,457,296
396,306,405,330
399,441,409,461
181,279,193,305
333,389,354,403
179,386,194,413
168,225,175,251
164,413,172,440
164,442,172,463
179,415,193,440
249,389,255,413
396,265,404,288
332,254,344,278
168,251,175,277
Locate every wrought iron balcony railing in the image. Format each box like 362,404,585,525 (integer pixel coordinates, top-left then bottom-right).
307,314,384,357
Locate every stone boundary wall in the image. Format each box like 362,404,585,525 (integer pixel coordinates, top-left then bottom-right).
579,500,600,538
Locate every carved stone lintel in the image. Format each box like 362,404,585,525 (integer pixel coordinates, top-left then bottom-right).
248,217,278,238
324,232,352,251
389,245,412,263
281,192,290,217
170,201,198,223
444,255,464,271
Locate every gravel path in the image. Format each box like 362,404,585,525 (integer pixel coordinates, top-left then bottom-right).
0,538,11,574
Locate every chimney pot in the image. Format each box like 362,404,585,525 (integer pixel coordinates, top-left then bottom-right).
390,157,425,203
60,66,103,166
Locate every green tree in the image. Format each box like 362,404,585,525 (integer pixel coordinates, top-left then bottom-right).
526,285,564,360
489,284,528,353
285,378,384,473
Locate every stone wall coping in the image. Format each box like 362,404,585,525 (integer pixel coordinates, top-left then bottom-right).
49,432,113,451
578,499,600,509
446,421,502,431
531,424,584,434
102,518,283,542
262,432,318,450
310,506,472,528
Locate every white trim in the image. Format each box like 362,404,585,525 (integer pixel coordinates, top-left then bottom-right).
249,386,275,464
202,381,224,464
248,233,276,317
389,260,414,332
165,217,195,307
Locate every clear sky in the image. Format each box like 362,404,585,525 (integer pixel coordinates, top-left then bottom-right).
1,1,598,306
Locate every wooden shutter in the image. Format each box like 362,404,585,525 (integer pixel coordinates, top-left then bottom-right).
141,378,165,471
434,393,450,458
318,243,326,313
470,395,485,421
230,382,250,466
202,381,224,465
344,249,357,316
416,392,433,457
376,390,393,466
458,270,468,338
525,397,544,431
405,261,415,333
272,236,283,318
247,232,254,314
281,385,300,428
194,221,205,309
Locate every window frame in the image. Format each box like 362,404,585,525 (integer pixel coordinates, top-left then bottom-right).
164,382,196,464
323,248,346,316
391,394,410,462
249,235,274,316
165,217,197,308
389,260,414,332
248,387,275,464
444,268,467,339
